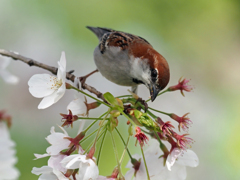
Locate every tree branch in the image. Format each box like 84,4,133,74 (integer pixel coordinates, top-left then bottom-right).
0,49,106,102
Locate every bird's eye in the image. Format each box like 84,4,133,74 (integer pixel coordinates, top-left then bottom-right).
151,69,158,78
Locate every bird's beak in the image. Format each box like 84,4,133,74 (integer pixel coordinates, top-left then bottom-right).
149,83,160,102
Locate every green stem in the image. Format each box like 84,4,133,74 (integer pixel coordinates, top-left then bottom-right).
80,111,109,143
148,107,170,116
109,129,123,178
78,117,109,120
84,125,106,154
81,110,109,133
82,111,109,153
115,127,132,160
91,111,110,147
116,95,132,98
83,119,98,133
119,134,131,164
71,86,111,108
141,147,150,180
80,129,98,144
141,128,151,136
153,130,168,155
97,128,107,165
146,89,168,102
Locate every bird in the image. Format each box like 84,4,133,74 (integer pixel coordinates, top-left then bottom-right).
87,26,170,102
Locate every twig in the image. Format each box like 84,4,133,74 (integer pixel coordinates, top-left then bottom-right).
0,49,106,101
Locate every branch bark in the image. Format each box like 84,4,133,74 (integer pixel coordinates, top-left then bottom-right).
0,49,106,102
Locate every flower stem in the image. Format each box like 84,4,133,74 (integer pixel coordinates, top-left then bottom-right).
109,129,123,178
90,111,110,150
78,117,109,120
116,95,132,98
71,86,111,108
153,130,169,156
97,128,107,165
83,119,98,133
115,127,132,160
80,129,98,144
119,134,131,165
148,107,170,116
141,147,150,180
80,111,109,143
84,125,107,154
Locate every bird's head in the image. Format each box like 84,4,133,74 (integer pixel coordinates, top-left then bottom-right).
129,41,170,101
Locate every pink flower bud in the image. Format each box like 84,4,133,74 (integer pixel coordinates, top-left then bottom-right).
134,127,149,147
170,113,192,132
168,77,193,96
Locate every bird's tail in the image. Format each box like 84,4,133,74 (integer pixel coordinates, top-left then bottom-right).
86,26,113,40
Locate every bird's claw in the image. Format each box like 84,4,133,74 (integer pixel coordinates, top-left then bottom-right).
135,98,148,112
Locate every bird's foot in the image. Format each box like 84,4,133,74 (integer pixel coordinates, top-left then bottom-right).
135,98,148,112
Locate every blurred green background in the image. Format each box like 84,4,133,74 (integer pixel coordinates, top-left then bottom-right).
0,1,240,179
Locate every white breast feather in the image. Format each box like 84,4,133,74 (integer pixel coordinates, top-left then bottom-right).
130,56,151,85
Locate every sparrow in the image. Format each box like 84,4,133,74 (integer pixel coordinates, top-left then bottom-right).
87,26,170,101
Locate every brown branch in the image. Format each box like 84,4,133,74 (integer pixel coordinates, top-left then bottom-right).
0,49,106,102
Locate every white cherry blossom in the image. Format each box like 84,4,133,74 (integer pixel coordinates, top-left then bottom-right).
32,126,70,180
125,139,199,180
61,154,99,180
67,93,87,116
28,52,66,109
34,126,71,159
31,165,69,180
0,121,20,180
45,126,71,156
166,148,199,171
0,55,19,84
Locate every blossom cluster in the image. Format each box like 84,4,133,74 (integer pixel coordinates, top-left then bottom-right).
0,111,20,180
0,51,198,180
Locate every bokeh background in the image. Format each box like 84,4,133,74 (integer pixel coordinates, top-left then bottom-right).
0,1,240,179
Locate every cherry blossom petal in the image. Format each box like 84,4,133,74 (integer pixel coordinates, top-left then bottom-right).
125,153,164,180
34,153,50,159
0,167,20,180
0,55,19,84
28,52,67,109
57,52,66,81
0,70,19,84
45,127,70,155
32,166,68,180
166,148,182,171
38,84,65,109
32,166,53,175
160,163,187,180
0,55,11,69
61,154,99,180
52,169,69,180
0,156,17,169
125,139,198,180
28,74,56,98
48,154,67,172
177,150,199,167
0,122,20,180
78,159,99,180
67,97,87,116
61,154,82,169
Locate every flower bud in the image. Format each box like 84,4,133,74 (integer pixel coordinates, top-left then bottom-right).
110,110,121,117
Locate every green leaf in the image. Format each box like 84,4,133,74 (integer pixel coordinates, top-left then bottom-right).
103,92,118,106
